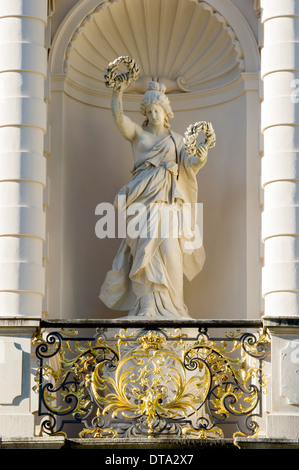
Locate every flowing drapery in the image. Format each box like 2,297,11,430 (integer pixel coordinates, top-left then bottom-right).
99,132,205,318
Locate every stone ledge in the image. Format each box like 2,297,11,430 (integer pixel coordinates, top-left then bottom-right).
0,316,40,330
40,318,263,329
235,437,299,449
64,438,236,450
0,436,65,449
1,436,299,450
263,317,299,329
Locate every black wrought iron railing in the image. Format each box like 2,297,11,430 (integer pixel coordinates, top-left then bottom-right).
33,319,269,440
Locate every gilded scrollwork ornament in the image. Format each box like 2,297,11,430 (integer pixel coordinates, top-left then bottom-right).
33,326,269,439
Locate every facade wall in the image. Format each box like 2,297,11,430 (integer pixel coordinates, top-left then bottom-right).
2,0,299,445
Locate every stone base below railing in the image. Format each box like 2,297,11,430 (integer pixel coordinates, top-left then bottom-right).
3,317,299,446
1,436,299,450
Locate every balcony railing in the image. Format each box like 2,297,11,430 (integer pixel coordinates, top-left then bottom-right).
33,319,269,441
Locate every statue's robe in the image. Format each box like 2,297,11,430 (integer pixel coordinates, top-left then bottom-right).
99,131,205,318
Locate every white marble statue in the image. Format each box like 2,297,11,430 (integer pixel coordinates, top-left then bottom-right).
99,57,215,318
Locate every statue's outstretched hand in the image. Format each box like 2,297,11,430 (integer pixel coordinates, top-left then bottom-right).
196,143,208,161
113,76,129,93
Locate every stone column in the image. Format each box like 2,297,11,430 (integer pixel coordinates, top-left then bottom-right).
261,0,299,439
0,0,47,317
0,0,47,438
261,0,299,318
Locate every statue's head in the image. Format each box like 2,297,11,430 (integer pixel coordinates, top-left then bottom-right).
140,81,173,129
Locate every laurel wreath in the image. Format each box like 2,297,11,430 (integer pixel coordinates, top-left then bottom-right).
184,121,216,156
104,56,140,91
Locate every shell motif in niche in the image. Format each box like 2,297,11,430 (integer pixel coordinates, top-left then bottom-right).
64,0,244,94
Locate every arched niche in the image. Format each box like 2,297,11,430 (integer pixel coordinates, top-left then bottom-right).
47,0,260,320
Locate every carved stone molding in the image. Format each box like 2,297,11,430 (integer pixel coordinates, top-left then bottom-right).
253,0,261,18
281,340,299,405
48,0,55,18
0,341,22,405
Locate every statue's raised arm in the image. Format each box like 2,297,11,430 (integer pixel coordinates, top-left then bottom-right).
104,56,140,142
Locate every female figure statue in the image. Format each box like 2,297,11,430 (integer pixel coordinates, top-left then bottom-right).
99,64,214,318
